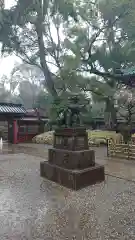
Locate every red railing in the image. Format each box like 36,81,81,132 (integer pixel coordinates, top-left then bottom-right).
18,133,37,143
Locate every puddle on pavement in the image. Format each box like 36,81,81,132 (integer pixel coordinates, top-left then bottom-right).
0,143,16,154
0,143,34,155
0,143,48,158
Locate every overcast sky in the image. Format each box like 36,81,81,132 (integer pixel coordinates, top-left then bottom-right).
5,0,15,9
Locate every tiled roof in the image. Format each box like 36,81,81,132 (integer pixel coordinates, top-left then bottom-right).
20,117,48,121
0,103,26,114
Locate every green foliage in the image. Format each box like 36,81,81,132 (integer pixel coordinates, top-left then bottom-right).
118,124,132,143
91,102,105,118
1,0,135,125
0,0,78,97
51,0,78,21
49,97,68,121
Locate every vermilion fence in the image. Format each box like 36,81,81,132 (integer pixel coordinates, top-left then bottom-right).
18,133,37,143
17,124,39,143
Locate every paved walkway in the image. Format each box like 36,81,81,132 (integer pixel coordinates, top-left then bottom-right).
14,143,135,182
0,153,135,239
94,147,135,181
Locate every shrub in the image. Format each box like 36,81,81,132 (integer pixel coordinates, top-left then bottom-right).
32,131,54,145
32,130,123,146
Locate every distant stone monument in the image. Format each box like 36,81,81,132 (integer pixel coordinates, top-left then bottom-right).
40,94,105,190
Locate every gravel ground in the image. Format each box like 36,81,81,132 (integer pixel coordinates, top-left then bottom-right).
0,153,135,239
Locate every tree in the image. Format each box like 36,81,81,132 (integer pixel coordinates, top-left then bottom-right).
10,63,45,108
89,0,135,82
35,90,53,114
117,88,135,124
116,87,135,142
57,0,120,127
0,0,77,97
55,0,135,128
1,0,135,128
0,74,19,103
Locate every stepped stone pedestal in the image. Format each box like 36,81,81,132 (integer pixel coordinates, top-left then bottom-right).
40,128,105,190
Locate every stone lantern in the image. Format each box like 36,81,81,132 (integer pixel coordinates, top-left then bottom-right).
40,94,105,190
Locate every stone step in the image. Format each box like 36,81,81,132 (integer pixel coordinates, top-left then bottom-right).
40,161,105,190
48,148,95,170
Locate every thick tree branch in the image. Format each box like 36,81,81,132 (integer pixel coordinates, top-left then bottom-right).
82,9,132,83
90,67,135,85
80,86,108,98
46,16,62,70
35,2,58,98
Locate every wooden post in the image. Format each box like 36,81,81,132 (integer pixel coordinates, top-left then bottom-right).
8,120,13,143
13,120,18,144
107,139,109,157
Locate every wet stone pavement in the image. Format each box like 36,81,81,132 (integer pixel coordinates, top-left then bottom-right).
13,143,135,182
0,150,135,239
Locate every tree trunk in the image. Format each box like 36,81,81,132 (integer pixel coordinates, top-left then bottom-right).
35,6,58,98
104,98,117,130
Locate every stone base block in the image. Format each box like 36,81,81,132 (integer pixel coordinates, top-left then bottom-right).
40,161,105,190
53,127,89,150
48,148,95,169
